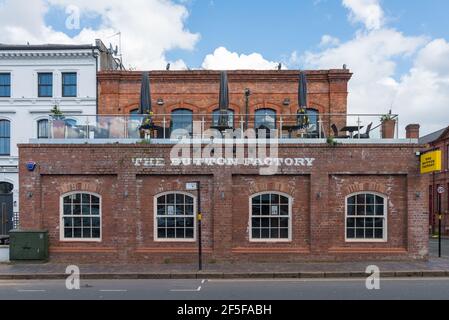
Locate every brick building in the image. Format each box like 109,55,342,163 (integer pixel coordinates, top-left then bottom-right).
420,126,449,235
17,69,429,263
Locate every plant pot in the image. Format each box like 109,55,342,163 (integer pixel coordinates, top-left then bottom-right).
381,119,396,139
52,120,65,139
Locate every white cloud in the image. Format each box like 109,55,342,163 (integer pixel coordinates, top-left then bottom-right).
319,35,340,47
301,1,449,136
201,47,280,70
342,0,384,30
0,0,200,70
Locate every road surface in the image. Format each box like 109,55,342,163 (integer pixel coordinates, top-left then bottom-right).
0,278,448,300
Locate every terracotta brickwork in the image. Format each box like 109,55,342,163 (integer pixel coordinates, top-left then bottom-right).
98,70,352,133
19,142,429,263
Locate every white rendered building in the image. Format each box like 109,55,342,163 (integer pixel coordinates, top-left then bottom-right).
0,41,120,239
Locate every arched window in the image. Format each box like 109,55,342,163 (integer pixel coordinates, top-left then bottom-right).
346,193,387,241
171,109,193,136
306,108,319,132
155,192,195,241
0,182,13,194
255,109,277,130
250,192,291,241
212,109,235,128
61,192,101,241
37,119,49,139
0,120,10,156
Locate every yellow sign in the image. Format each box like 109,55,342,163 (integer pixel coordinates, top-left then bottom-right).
420,150,442,174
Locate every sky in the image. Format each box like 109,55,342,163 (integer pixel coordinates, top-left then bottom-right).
0,0,448,135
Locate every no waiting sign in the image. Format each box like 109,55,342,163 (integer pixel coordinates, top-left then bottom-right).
437,186,445,194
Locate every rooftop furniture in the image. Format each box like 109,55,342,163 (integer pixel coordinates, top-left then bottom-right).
340,125,364,139
331,124,349,139
354,122,373,139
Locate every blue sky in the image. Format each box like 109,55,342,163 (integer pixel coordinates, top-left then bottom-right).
43,0,449,71
0,0,447,133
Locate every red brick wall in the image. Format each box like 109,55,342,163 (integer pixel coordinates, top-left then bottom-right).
18,142,428,263
98,70,352,134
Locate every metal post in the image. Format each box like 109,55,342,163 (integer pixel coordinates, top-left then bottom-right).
197,181,202,271
244,88,251,131
163,116,166,140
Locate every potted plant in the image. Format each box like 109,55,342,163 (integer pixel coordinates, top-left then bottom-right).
139,111,154,139
380,112,396,139
51,105,65,139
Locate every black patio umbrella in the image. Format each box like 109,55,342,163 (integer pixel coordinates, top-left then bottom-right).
298,71,308,108
297,71,310,128
217,71,230,129
139,71,152,114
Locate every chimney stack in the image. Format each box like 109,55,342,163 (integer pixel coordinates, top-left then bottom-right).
406,124,420,139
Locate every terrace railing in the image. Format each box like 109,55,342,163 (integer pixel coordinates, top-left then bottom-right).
45,113,400,141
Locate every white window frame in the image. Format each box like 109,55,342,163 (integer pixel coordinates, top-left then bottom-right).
153,191,197,243
345,191,388,243
59,191,102,242
249,191,293,243
35,117,50,139
60,71,78,98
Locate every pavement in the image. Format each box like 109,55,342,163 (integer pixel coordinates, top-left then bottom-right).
0,238,447,280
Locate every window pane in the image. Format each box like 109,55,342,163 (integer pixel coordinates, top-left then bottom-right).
252,204,261,216
82,217,91,227
280,196,289,204
212,109,234,128
82,205,90,215
347,196,356,205
38,120,49,138
252,228,260,239
261,228,270,239
175,194,184,204
73,218,81,227
82,228,92,238
157,195,166,205
92,228,100,238
63,205,71,215
252,218,261,228
279,228,289,239
255,109,276,129
166,228,175,238
73,228,82,238
91,205,100,215
375,218,384,228
366,205,375,216
280,205,289,216
91,196,100,204
63,217,73,227
167,194,175,204
185,205,193,216
347,205,355,216
356,218,365,228
92,217,100,228
171,109,193,134
270,194,279,203
158,229,166,238
185,196,194,204
261,194,270,204
365,218,374,228
270,218,279,228
347,228,355,239
64,228,73,238
185,228,194,238
375,196,384,205
176,229,184,238
280,218,289,228
157,218,166,228
252,196,261,204
356,229,365,238
261,218,269,228
375,205,384,216
175,205,184,215
157,205,165,216
270,229,279,238
375,229,383,239
73,205,81,215
356,194,365,204
261,205,270,216
166,218,175,228
347,218,355,228
366,194,375,204
185,218,194,228
365,229,374,238
356,205,365,215
176,218,185,228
